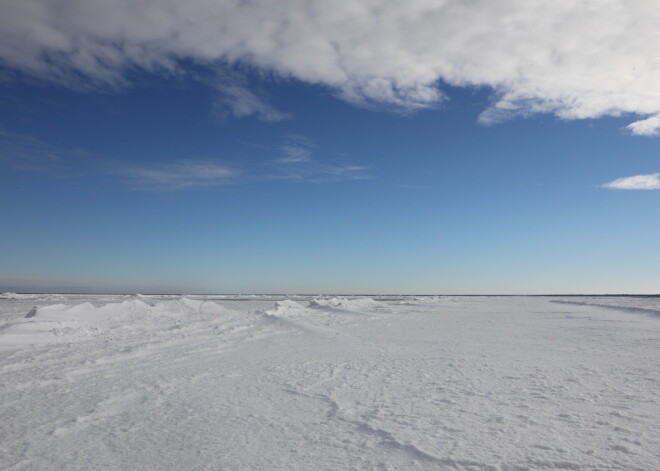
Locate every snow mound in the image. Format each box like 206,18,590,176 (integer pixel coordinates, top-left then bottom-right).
263,300,308,318
0,297,226,345
309,297,382,312
260,300,340,337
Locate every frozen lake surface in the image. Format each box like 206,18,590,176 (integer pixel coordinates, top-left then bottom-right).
1,294,658,470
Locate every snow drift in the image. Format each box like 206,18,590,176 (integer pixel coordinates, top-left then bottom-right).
0,297,228,345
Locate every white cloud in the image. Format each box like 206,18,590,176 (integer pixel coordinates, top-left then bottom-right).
2,1,660,129
120,161,235,191
625,114,660,136
603,173,660,190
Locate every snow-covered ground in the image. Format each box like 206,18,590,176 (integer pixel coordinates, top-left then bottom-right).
1,294,658,470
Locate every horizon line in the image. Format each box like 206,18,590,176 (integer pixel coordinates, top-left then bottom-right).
2,292,659,298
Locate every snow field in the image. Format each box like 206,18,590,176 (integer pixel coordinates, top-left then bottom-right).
0,295,658,470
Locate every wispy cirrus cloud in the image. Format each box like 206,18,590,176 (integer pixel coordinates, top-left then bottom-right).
213,75,290,122
2,1,660,132
274,162,370,184
278,145,312,163
269,136,370,183
118,155,367,189
277,135,317,163
113,136,369,189
603,173,660,190
118,161,236,191
0,128,62,170
0,125,236,190
0,127,368,189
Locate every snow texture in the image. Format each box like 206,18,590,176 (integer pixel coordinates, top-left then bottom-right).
1,295,658,470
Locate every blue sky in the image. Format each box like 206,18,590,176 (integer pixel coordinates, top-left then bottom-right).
1,1,659,294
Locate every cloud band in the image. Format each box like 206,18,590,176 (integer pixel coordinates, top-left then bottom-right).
1,1,659,130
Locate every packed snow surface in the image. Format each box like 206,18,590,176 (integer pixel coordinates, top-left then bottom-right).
1,295,658,470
